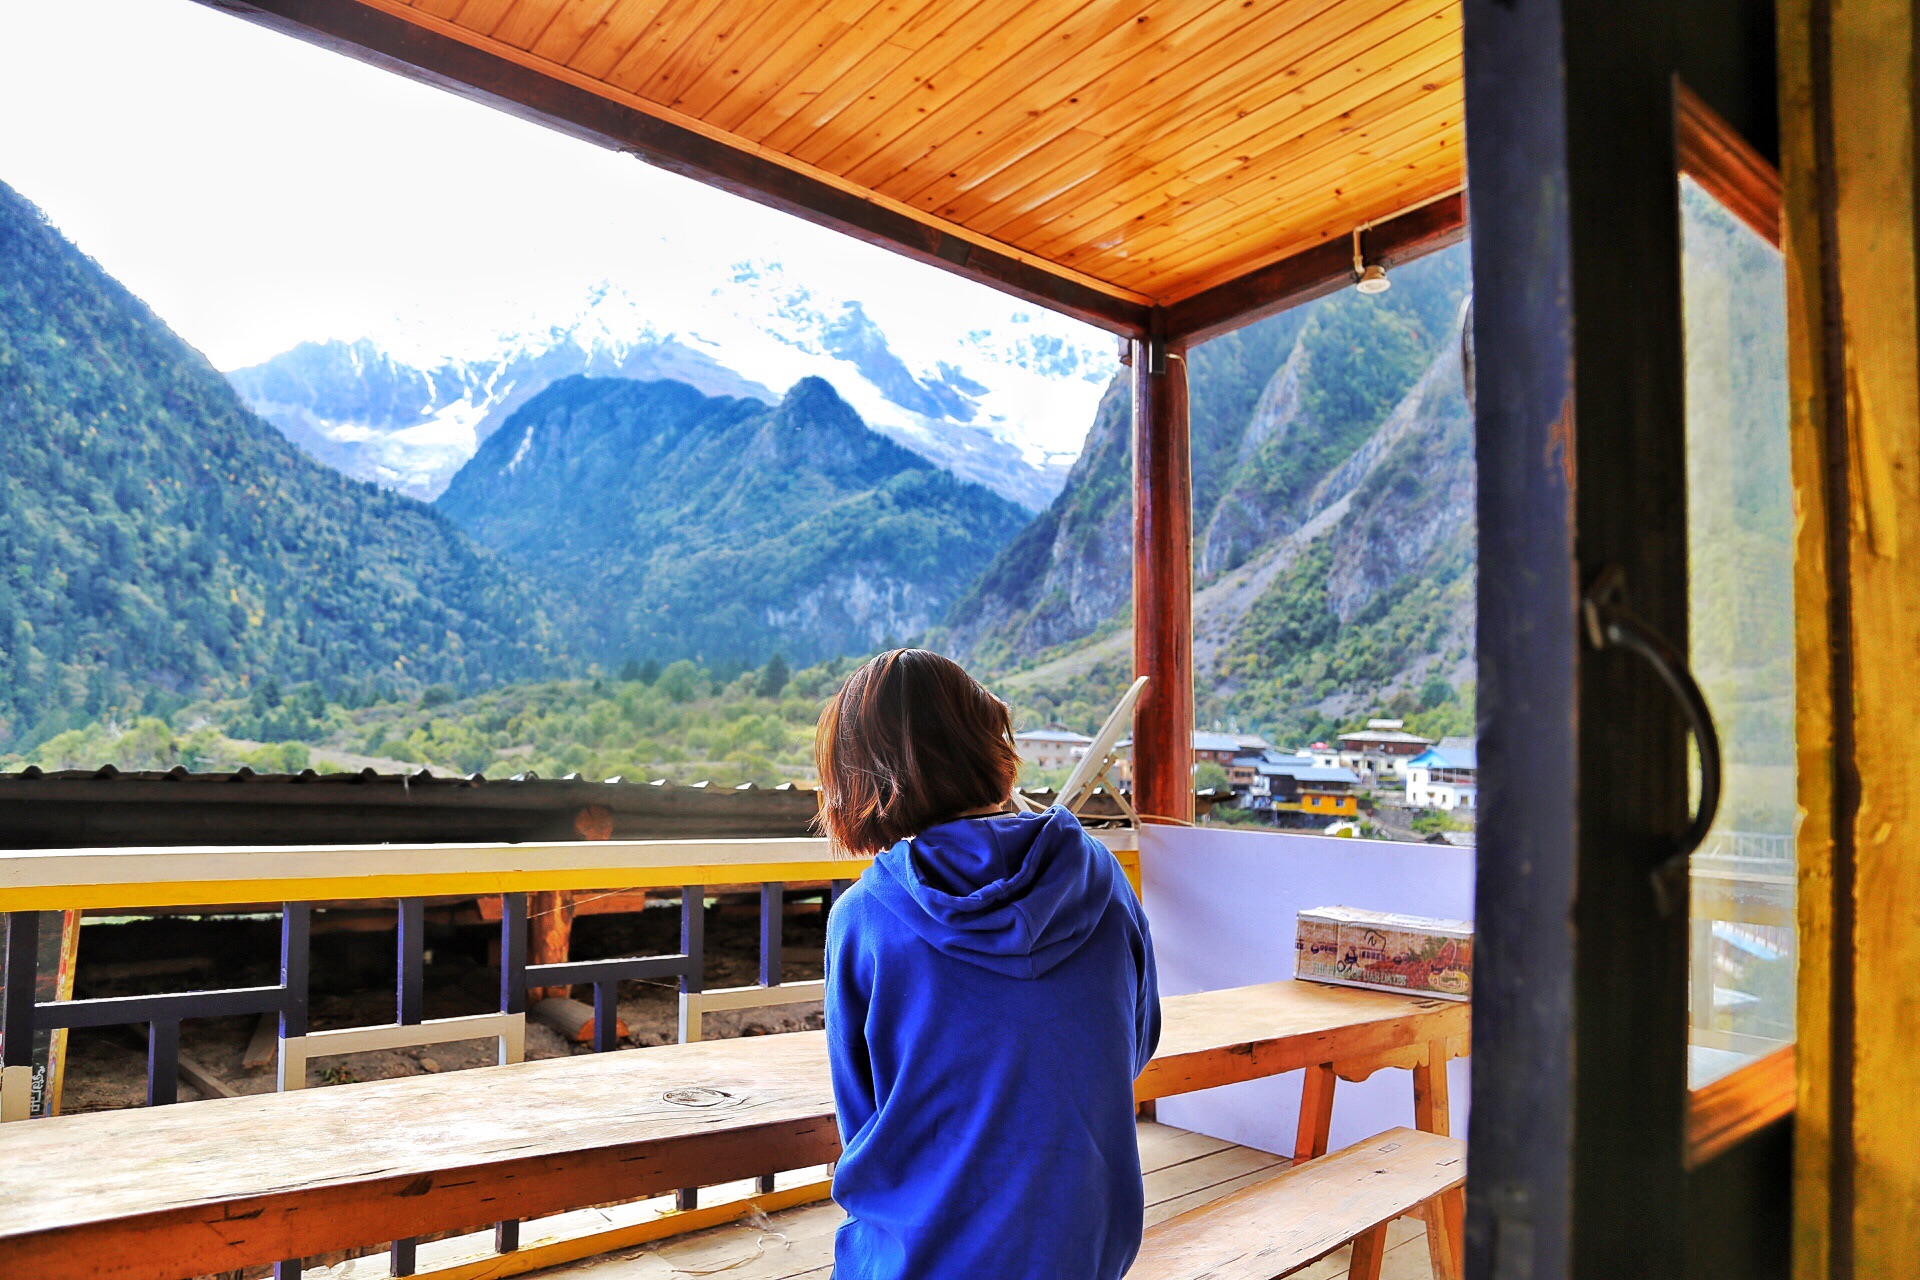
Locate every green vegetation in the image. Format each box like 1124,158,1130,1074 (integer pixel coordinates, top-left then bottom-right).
1222,530,1475,747
5,652,861,787
0,180,562,752
1,166,1484,778
438,376,1026,669
1227,294,1432,524
1411,808,1469,835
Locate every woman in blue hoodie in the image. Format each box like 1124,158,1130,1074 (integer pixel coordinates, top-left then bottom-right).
816,648,1161,1280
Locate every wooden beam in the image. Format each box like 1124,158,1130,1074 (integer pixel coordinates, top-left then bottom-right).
193,0,1151,338
1162,193,1467,345
1466,0,1785,1275
1459,0,1578,1274
1780,0,1920,1269
1130,327,1194,825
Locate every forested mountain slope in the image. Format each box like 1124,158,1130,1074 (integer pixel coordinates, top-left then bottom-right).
0,181,562,749
941,309,1307,665
438,375,1029,668
952,245,1475,746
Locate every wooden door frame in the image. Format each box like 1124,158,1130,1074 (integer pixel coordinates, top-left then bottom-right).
1463,0,1785,1275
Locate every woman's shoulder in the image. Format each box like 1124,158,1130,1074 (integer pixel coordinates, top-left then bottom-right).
824,869,892,947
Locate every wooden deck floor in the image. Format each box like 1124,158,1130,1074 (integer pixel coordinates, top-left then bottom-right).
503,1122,1439,1280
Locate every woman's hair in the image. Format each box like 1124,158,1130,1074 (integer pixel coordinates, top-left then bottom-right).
814,648,1021,854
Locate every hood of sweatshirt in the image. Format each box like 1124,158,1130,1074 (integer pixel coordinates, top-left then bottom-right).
864,806,1116,980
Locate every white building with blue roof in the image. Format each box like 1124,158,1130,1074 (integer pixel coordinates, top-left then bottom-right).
1404,736,1478,810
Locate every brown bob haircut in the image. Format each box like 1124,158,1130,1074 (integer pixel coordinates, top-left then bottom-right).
814,648,1022,854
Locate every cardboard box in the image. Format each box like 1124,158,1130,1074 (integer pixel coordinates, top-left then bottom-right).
1295,906,1473,1001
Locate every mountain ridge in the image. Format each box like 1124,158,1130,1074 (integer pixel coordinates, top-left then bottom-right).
952,244,1475,746
437,374,1030,668
226,277,1113,511
0,179,564,749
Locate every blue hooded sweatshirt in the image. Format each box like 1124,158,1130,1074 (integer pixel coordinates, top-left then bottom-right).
825,806,1161,1280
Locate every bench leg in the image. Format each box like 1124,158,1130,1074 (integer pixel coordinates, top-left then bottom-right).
1411,1040,1451,1136
1422,1187,1466,1280
1347,1223,1390,1280
1294,1062,1337,1162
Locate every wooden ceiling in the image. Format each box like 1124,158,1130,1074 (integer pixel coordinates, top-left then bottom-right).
218,0,1465,335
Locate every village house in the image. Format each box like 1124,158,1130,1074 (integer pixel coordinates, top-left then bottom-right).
1316,719,1436,784
1224,748,1364,823
1405,738,1479,811
1012,724,1095,772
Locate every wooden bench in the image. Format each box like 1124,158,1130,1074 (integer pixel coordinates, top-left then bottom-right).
1132,1128,1466,1280
518,1123,1460,1280
0,981,1467,1279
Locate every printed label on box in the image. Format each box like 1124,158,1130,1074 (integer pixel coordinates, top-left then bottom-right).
1294,906,1472,1001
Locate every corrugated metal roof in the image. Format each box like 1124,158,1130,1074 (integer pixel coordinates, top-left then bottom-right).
1410,738,1478,770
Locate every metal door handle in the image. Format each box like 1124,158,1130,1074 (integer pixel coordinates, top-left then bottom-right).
1580,567,1723,916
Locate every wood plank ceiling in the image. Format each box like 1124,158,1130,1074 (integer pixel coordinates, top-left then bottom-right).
337,0,1464,313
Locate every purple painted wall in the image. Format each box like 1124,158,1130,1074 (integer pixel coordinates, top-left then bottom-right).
1141,825,1476,1156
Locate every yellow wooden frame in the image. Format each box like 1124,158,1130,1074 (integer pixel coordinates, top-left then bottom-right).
0,832,1141,914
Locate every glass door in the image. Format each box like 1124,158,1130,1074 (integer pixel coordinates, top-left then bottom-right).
1675,84,1796,1158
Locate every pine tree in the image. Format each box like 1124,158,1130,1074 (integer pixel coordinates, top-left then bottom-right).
757,652,790,699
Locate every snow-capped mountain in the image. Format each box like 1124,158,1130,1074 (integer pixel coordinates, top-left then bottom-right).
224,268,1117,509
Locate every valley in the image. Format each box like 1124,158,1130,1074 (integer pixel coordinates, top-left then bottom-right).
0,170,1477,776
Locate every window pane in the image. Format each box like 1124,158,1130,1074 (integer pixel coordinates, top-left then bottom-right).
1681,175,1795,1089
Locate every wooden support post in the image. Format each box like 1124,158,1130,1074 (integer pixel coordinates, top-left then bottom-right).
525,807,616,1004
1131,326,1194,825
1294,1062,1337,1162
1412,1041,1464,1280
1780,0,1920,1269
1346,1222,1390,1280
1411,1040,1451,1136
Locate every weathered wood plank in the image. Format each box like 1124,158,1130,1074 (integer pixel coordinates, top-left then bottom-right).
1137,981,1471,1101
1128,1128,1465,1280
0,981,1464,1279
0,1035,841,1279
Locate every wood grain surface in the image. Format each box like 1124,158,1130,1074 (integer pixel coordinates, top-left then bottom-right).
1125,1127,1465,1280
1138,980,1471,1101
205,0,1465,304
0,980,1464,1279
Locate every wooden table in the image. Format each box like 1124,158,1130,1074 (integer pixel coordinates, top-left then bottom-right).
0,980,1467,1280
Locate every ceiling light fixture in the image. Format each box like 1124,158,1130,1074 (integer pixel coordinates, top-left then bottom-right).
1353,226,1391,295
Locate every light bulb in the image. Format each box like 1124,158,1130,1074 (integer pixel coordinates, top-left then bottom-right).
1356,263,1392,294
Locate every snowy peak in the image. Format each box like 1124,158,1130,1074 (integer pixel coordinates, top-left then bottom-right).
224,272,1117,511
226,327,775,500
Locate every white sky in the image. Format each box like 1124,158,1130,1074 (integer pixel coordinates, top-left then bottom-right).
0,0,1114,391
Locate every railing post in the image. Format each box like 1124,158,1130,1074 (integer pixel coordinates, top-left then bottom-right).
592,982,619,1053
277,903,310,1093
494,892,527,1253
147,1020,180,1107
397,897,425,1027
759,882,784,989
1,913,39,1121
677,884,705,1211
678,884,705,1032
499,893,527,1019
391,869,419,1280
